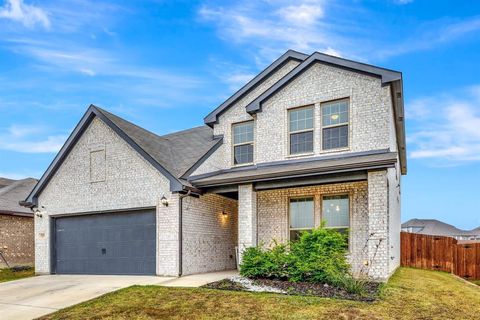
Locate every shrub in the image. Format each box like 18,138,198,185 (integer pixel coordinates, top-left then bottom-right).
288,226,349,284
240,224,352,286
240,241,290,279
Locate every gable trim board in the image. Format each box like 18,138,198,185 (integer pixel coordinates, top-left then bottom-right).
203,50,309,126
23,105,188,207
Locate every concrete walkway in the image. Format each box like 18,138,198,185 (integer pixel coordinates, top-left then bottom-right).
0,270,237,320
0,275,173,320
161,270,238,287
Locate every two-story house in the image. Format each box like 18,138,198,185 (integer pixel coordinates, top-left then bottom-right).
22,50,406,280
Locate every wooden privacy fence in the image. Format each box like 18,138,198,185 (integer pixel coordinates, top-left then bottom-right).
401,232,480,280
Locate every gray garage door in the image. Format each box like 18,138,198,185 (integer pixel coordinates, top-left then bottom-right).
54,209,156,275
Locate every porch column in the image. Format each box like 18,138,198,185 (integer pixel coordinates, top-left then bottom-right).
367,170,390,280
238,184,257,259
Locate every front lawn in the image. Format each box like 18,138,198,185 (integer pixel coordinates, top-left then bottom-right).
471,279,480,286
0,266,35,283
41,268,480,320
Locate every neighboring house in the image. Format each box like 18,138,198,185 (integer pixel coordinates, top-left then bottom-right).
402,219,480,241
0,178,37,267
22,50,406,280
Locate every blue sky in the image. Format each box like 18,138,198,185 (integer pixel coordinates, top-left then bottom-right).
0,0,479,229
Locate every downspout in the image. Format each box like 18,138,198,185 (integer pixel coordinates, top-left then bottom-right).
178,190,191,277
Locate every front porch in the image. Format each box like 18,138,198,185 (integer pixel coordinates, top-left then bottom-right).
208,169,393,280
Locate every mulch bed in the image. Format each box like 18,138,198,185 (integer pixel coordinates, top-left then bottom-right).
203,278,381,302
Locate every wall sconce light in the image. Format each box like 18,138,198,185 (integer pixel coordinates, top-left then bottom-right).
161,195,169,207
222,211,228,217
33,207,43,218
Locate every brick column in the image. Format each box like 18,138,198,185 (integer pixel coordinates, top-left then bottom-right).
367,170,390,280
238,184,257,260
157,193,180,276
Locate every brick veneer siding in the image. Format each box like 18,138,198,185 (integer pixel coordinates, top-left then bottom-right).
36,117,171,275
256,181,370,276
182,193,238,275
193,62,394,176
0,214,34,267
193,60,301,176
238,184,257,259
366,170,391,280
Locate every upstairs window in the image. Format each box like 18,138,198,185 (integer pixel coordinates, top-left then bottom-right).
289,106,314,155
321,99,349,150
233,121,254,165
289,197,314,241
322,195,350,234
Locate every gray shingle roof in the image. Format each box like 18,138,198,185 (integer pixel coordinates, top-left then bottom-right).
95,107,222,180
0,178,37,216
0,178,15,189
402,219,480,237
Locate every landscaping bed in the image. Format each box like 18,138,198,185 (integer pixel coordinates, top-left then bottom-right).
203,277,381,301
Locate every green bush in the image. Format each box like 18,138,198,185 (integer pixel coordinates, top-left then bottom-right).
239,224,351,286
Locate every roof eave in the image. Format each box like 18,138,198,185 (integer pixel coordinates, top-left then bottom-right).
25,105,186,204
204,50,309,127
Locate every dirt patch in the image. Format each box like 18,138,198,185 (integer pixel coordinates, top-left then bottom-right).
203,278,381,301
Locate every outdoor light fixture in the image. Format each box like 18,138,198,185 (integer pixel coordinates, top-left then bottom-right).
161,195,169,207
222,211,228,217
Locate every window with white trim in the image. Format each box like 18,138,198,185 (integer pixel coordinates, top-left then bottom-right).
321,99,349,150
322,195,350,234
289,197,314,240
233,121,254,165
289,106,314,155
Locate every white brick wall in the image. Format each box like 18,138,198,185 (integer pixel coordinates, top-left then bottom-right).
238,184,257,258
367,170,390,280
193,62,394,175
36,117,172,274
182,193,238,275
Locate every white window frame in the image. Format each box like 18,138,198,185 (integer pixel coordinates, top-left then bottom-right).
288,196,315,240
320,98,350,152
232,120,254,166
288,105,315,156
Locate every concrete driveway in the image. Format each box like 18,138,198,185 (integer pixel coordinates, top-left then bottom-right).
0,274,174,320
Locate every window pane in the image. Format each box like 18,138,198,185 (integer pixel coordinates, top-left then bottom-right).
233,122,254,144
322,195,349,228
289,107,314,132
290,198,314,229
234,144,253,164
322,125,348,149
290,131,313,154
322,100,349,126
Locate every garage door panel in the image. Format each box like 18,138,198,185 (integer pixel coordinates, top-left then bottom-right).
54,209,156,275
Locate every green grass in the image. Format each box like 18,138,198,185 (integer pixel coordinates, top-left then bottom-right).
0,267,35,283
470,280,480,286
41,268,480,320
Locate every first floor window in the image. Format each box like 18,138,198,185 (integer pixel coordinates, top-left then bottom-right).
322,195,350,234
289,197,314,240
233,121,254,165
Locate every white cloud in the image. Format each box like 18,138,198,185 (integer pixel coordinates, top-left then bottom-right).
276,3,324,25
408,86,480,163
0,0,50,29
393,0,414,4
199,1,480,64
0,124,66,153
198,1,340,64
